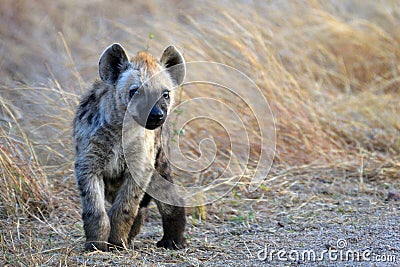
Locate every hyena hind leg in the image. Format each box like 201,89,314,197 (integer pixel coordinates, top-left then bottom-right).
107,176,146,249
127,193,152,244
127,208,145,244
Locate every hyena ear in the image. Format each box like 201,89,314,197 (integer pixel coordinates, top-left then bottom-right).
160,45,186,85
98,43,129,84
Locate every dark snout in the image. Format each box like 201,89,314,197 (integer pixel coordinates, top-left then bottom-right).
149,106,164,121
146,106,165,130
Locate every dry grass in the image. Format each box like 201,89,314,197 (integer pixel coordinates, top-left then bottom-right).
0,98,53,218
0,132,52,217
0,0,399,266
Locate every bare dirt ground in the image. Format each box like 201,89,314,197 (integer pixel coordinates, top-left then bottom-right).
1,168,399,266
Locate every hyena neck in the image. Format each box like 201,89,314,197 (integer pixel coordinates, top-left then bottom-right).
95,81,126,128
74,81,124,138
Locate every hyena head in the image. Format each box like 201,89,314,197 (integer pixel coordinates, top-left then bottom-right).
98,43,185,130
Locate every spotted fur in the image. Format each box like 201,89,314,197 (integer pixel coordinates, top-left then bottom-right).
73,43,186,251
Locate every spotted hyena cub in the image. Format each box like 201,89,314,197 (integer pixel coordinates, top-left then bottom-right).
73,43,186,251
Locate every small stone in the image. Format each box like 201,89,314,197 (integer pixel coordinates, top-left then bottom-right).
387,191,400,201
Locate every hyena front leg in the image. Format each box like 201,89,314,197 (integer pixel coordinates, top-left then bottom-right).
153,150,186,249
75,159,110,252
155,198,186,249
108,169,151,249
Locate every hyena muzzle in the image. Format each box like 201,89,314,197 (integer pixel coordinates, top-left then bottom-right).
73,43,186,251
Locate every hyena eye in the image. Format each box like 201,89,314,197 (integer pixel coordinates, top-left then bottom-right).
129,86,139,99
163,90,170,99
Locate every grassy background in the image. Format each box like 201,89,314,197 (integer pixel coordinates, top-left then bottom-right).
0,0,399,266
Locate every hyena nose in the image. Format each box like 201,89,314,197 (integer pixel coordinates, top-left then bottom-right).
149,107,164,121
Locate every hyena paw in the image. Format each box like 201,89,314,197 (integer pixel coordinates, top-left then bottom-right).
85,241,109,252
157,236,186,250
